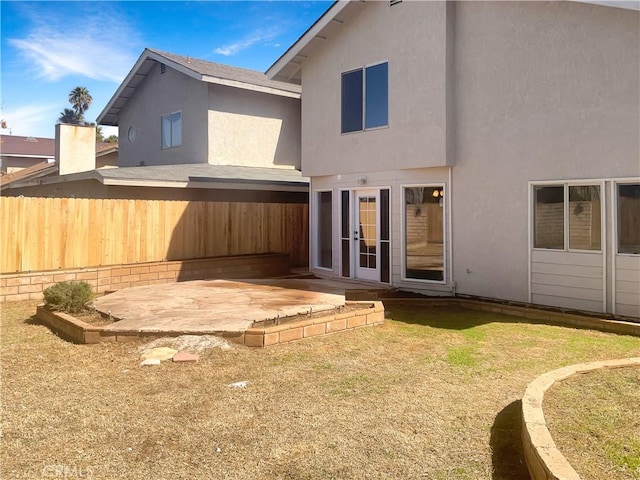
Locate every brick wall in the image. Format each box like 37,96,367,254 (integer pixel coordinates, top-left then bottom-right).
0,253,290,303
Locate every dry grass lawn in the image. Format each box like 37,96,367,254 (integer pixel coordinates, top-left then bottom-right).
2,300,640,480
545,366,640,480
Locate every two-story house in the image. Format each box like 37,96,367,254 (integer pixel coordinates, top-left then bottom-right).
5,49,308,201
267,0,640,317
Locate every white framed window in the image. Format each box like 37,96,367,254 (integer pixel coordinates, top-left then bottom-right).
533,183,603,252
316,190,333,269
617,182,640,255
161,111,182,149
341,62,388,134
401,185,445,283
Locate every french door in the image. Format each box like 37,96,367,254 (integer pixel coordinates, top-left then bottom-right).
354,190,380,281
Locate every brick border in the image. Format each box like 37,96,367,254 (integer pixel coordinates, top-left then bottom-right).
244,301,384,347
521,358,640,480
379,297,640,337
35,301,384,347
1,253,290,303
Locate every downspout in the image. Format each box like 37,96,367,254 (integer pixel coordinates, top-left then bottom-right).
448,166,455,296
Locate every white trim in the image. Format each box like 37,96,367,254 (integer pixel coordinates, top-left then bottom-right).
447,167,453,290
0,154,55,160
202,76,301,99
341,61,389,135
611,182,618,314
600,180,607,313
266,0,352,80
400,183,447,285
354,188,381,282
528,181,533,304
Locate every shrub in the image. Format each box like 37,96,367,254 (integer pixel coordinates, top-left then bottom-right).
43,281,94,314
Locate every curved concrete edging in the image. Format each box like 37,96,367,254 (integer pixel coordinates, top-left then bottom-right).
521,357,640,480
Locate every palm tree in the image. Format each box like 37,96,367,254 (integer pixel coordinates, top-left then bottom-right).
68,86,92,123
58,108,80,124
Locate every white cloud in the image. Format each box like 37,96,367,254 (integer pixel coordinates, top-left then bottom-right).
8,8,139,83
1,103,60,138
215,27,281,56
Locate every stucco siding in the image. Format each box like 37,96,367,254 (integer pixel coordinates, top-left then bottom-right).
118,62,208,167
452,1,639,303
207,84,300,169
309,168,452,295
301,0,451,177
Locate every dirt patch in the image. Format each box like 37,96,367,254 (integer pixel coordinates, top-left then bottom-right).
544,366,640,480
251,304,367,328
70,308,116,326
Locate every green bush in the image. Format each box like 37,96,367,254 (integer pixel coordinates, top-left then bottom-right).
43,281,94,314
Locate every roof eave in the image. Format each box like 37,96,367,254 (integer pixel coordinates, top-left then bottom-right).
266,0,352,82
202,76,301,98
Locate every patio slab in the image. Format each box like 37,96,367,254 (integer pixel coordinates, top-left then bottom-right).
94,278,375,334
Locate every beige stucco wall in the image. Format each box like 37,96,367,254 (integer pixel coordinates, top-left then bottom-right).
301,0,452,178
117,62,209,167
56,124,96,175
452,1,639,303
300,1,639,307
310,167,452,295
207,84,301,169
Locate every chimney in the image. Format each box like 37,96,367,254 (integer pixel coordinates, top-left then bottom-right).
55,123,96,175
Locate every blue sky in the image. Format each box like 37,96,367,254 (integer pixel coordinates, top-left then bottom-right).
0,1,331,139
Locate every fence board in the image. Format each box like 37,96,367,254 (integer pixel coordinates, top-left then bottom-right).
1,196,308,273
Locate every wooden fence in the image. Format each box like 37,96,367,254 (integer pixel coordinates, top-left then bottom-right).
0,196,308,273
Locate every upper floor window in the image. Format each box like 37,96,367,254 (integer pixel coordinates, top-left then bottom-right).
341,62,388,134
618,183,640,254
161,111,182,149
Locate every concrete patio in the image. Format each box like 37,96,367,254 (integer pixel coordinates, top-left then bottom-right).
94,278,390,335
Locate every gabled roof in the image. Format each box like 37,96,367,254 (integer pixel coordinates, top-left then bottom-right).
0,135,55,159
266,0,639,84
97,48,302,126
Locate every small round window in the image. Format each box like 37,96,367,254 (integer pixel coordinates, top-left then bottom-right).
127,125,136,143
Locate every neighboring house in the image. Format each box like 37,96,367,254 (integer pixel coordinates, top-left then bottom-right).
5,49,307,199
1,125,118,190
97,48,301,170
96,142,119,169
267,0,640,317
2,163,308,202
0,135,55,174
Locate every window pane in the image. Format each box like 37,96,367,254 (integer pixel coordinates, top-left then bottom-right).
404,186,444,281
171,112,182,147
380,189,390,241
618,183,640,254
161,115,171,149
365,63,388,129
534,186,564,249
341,190,350,277
318,191,332,268
341,69,363,133
569,186,601,250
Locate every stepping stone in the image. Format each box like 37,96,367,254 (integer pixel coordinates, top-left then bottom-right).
140,347,178,362
140,359,161,366
172,351,200,363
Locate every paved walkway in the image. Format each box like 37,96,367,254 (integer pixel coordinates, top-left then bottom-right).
94,278,382,334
